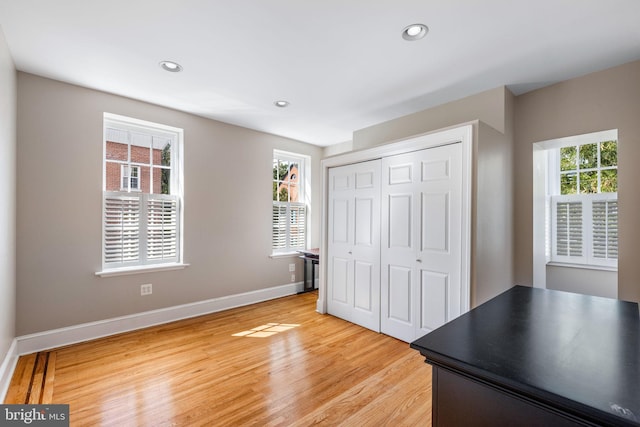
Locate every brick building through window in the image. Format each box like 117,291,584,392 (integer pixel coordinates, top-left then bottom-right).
105,140,165,194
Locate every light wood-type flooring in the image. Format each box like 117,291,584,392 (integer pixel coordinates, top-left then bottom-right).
5,291,432,426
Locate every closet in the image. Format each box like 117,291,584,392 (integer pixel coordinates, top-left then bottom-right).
323,125,475,343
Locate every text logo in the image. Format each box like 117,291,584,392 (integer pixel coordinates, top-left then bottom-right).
0,405,69,426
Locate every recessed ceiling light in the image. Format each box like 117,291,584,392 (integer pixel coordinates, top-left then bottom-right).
274,100,290,108
402,24,428,41
159,60,183,72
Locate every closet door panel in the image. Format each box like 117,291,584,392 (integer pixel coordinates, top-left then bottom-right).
332,199,350,244
355,197,374,246
381,156,418,342
382,142,463,342
421,192,449,252
388,194,413,248
388,265,412,323
331,257,350,304
350,160,381,331
354,260,373,311
328,167,354,321
416,144,462,338
327,160,381,332
420,270,448,332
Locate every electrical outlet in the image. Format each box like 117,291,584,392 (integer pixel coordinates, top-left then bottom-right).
291,274,296,282
289,263,295,272
141,284,152,296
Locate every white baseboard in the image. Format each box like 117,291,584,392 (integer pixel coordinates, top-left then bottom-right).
0,338,18,402
17,282,304,356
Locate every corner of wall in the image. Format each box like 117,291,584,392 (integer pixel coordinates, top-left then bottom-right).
0,23,18,401
0,339,18,402
474,121,515,306
322,140,353,158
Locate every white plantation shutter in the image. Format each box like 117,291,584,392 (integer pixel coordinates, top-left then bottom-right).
289,203,306,249
104,193,141,265
555,201,583,257
103,192,179,267
272,202,306,253
272,203,288,250
551,194,617,267
592,199,618,262
147,195,179,262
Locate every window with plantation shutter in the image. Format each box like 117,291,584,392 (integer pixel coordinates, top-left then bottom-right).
548,136,617,269
272,151,309,254
101,113,183,272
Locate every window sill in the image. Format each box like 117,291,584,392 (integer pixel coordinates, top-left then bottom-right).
269,252,302,259
96,263,189,278
546,261,617,272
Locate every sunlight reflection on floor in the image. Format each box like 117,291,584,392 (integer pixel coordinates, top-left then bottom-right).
232,323,300,338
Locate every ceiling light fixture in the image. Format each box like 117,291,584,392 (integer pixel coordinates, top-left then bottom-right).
402,24,428,41
159,60,183,72
274,100,290,108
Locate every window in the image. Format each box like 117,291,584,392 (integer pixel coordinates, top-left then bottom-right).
102,113,183,271
272,151,309,254
121,165,140,191
548,131,618,268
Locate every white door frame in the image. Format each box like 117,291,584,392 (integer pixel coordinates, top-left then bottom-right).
317,124,473,315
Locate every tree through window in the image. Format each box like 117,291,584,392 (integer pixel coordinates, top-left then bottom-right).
559,140,617,195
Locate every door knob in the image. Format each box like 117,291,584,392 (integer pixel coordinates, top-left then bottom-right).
348,251,353,255
416,259,422,263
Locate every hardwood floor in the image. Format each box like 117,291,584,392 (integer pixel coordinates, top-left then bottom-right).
4,291,432,426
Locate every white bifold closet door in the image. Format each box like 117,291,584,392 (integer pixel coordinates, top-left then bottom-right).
327,159,381,332
381,142,463,343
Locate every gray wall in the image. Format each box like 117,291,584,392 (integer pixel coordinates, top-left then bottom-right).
547,266,617,299
16,73,323,336
352,86,509,150
515,60,640,303
0,28,16,361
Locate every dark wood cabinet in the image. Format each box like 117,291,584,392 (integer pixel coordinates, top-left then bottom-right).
411,286,640,427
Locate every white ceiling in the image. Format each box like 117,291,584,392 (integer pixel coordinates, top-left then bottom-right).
1,1,640,146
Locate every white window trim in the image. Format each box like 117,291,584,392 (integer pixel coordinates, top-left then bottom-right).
272,150,310,256
534,129,620,272
546,262,617,273
99,113,185,275
96,262,190,278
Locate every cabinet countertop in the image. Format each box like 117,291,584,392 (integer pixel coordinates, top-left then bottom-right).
411,286,640,426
